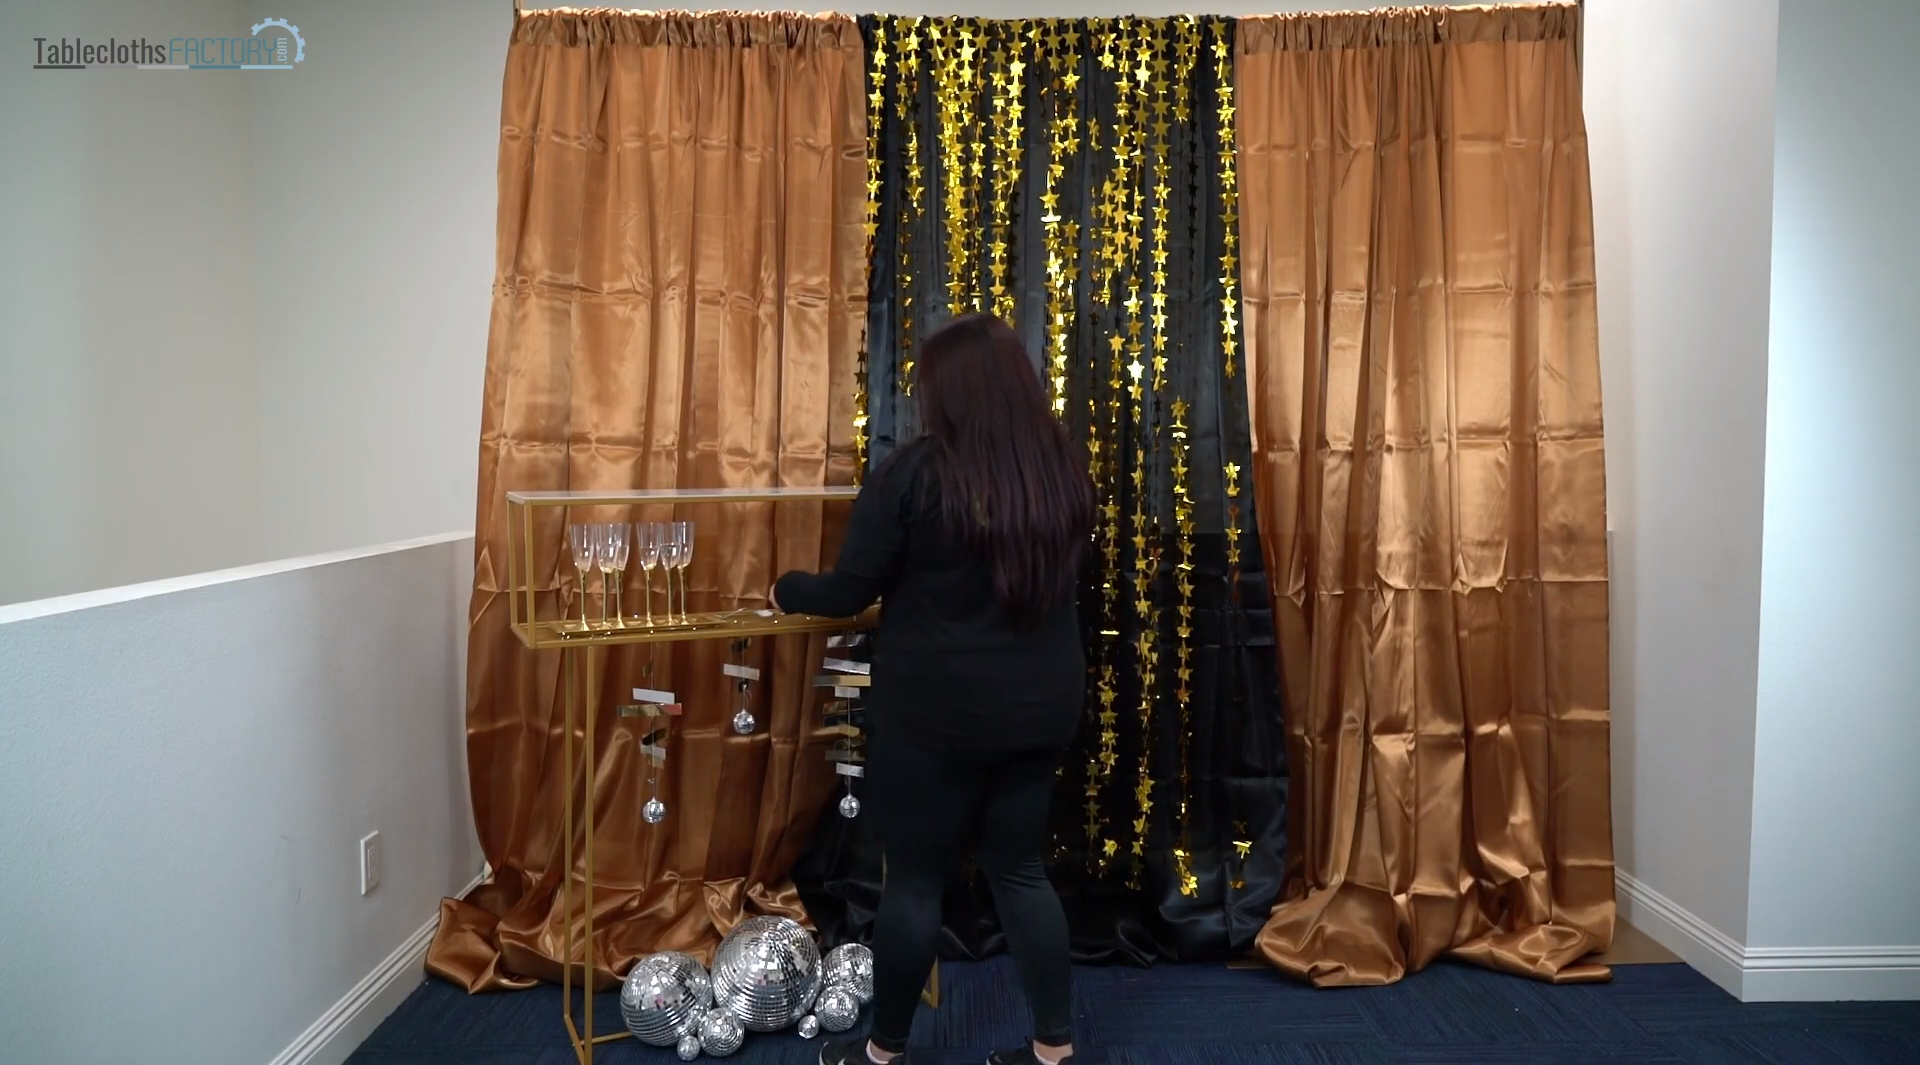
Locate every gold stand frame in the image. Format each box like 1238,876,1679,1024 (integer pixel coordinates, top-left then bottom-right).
507,487,935,1065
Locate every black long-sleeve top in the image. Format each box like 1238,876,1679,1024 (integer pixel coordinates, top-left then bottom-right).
773,438,1083,752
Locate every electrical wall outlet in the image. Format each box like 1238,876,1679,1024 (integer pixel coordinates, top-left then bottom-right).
360,831,383,896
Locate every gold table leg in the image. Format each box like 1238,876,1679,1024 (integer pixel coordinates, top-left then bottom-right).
562,644,617,1064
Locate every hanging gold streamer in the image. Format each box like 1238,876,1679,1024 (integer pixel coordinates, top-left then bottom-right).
987,22,1026,322
1125,19,1159,883
1167,17,1201,900
1041,25,1080,414
1212,22,1241,381
896,18,924,396
1087,17,1127,872
935,19,987,315
1212,22,1245,597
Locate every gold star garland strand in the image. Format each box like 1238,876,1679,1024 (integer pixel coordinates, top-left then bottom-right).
935,19,986,316
1087,17,1129,873
895,18,923,396
986,23,1026,323
1213,22,1245,606
1212,21,1242,381
1041,25,1081,415
856,21,888,482
1170,17,1202,900
1124,19,1159,885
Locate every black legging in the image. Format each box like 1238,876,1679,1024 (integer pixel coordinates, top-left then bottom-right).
865,730,1074,1053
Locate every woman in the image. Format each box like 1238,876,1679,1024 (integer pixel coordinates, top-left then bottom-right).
772,314,1094,1065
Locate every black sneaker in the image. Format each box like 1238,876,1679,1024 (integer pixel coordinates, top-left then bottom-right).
988,1046,1074,1065
822,1039,912,1065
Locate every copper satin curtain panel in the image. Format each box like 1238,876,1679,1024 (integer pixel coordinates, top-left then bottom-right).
428,10,868,992
1234,4,1614,986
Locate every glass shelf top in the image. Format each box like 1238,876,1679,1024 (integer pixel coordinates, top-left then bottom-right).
506,486,861,504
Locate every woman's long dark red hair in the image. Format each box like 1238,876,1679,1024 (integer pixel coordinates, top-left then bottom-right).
914,314,1094,626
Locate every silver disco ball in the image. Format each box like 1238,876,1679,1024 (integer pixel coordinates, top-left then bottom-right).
838,793,862,819
731,708,757,735
815,985,859,1033
698,1007,745,1057
619,951,713,1047
797,1014,820,1039
821,942,875,1004
643,797,667,824
710,915,822,1032
677,1034,702,1060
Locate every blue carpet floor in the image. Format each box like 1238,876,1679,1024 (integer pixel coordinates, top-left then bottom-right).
351,960,1920,1064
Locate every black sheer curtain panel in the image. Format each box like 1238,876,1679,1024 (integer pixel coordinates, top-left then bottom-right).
793,15,1288,966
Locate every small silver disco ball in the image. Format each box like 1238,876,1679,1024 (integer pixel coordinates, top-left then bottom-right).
731,708,756,735
838,793,862,819
698,1007,745,1057
710,916,822,1033
619,952,713,1047
677,1034,702,1060
815,986,859,1033
797,1014,820,1039
643,797,667,824
821,942,875,1004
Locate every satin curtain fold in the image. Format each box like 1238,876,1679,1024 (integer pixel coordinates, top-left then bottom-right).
427,9,869,993
1234,4,1615,986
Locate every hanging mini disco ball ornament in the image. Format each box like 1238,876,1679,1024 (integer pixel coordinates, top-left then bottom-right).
838,793,861,819
643,797,668,824
821,943,875,1004
731,708,756,735
619,951,713,1047
710,915,822,1032
697,1007,744,1057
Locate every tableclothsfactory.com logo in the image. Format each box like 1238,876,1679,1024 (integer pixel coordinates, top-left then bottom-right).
33,18,305,71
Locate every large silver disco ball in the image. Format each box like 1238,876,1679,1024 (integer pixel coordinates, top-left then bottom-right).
821,942,874,1004
698,1007,745,1057
815,986,860,1033
710,915,822,1032
619,951,714,1046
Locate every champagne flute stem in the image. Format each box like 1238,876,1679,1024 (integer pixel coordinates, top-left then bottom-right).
577,567,589,630
613,576,625,629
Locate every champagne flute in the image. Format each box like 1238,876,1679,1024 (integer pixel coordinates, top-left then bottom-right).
670,520,694,622
606,523,631,629
591,523,613,630
658,523,678,622
566,523,594,632
635,521,662,626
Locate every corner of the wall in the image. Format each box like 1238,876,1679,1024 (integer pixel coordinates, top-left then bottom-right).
1617,869,1747,998
268,869,487,1065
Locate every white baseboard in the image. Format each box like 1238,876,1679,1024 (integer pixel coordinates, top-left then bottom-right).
1616,870,1747,996
1743,945,1920,1002
1617,870,1920,1002
269,868,489,1065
